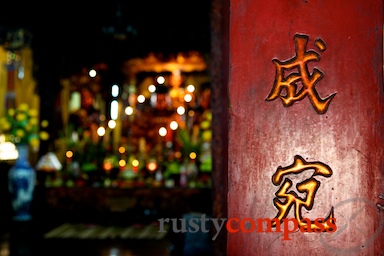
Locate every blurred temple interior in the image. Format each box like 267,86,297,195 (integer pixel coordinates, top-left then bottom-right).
0,1,228,256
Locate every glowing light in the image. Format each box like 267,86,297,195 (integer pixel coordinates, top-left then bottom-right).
148,84,156,93
177,106,185,115
159,127,167,137
188,110,195,117
147,161,158,172
89,69,97,78
189,152,197,160
118,147,126,154
0,135,18,161
132,159,139,167
111,84,119,97
103,162,113,171
108,120,117,129
69,91,81,112
137,95,145,103
66,150,73,158
157,76,165,84
169,88,179,98
119,159,126,167
187,84,195,93
110,100,118,120
175,151,182,158
125,106,133,115
36,152,62,171
170,121,178,130
97,127,106,136
184,94,192,102
18,66,24,79
166,141,173,148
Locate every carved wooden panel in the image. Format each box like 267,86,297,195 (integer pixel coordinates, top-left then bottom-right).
228,0,384,255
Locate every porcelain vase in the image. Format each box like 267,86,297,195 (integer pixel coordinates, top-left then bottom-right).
8,144,35,221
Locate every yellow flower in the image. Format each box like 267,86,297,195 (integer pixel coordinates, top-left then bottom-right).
25,123,33,132
29,117,38,126
7,109,15,117
41,120,49,128
0,118,11,131
202,130,212,141
1,103,48,147
203,111,212,121
18,103,29,112
15,129,26,138
28,109,38,117
29,137,40,148
16,113,27,122
39,131,50,141
200,120,210,130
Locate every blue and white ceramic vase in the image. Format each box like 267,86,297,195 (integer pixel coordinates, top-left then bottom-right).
8,144,35,221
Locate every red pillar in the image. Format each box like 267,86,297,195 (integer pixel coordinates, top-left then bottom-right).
228,0,384,255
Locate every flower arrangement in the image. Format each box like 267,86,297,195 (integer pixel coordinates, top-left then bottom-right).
0,103,49,150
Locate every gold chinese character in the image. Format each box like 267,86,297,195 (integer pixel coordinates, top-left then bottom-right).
266,34,336,114
272,155,335,231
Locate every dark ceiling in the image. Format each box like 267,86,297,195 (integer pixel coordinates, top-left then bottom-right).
0,1,212,81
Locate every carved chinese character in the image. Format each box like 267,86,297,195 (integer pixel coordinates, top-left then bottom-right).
266,34,336,114
272,155,335,231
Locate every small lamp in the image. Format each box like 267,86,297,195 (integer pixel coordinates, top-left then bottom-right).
35,152,63,187
0,134,18,161
36,152,62,172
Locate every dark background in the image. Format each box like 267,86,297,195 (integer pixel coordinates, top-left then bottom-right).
0,1,211,87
